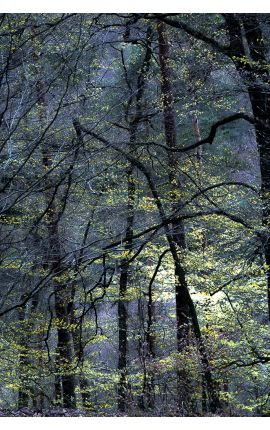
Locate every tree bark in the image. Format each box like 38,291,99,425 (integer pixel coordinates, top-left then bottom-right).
117,164,135,412
118,30,152,412
223,13,270,320
157,20,220,414
17,294,29,409
31,27,76,408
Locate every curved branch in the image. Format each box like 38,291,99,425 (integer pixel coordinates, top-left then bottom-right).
146,14,230,56
147,113,262,153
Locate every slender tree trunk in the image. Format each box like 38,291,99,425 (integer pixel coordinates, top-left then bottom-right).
192,113,203,166
32,28,76,408
157,20,192,412
118,164,135,412
117,30,152,412
17,294,29,409
30,291,45,410
66,178,105,410
144,250,169,409
157,19,190,342
157,20,220,414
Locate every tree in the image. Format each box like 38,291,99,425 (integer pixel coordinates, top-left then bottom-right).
0,13,269,417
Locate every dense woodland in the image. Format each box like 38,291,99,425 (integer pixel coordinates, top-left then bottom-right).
0,12,270,417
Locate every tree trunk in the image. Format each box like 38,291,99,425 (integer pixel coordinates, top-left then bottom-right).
30,291,45,410
191,113,203,166
157,20,220,414
157,20,192,412
117,165,135,412
117,30,152,412
224,13,270,320
31,27,76,408
17,294,29,409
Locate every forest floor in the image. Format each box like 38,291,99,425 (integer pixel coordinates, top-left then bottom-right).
0,407,229,417
0,407,87,417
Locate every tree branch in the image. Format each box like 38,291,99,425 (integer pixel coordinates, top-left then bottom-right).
146,14,230,56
